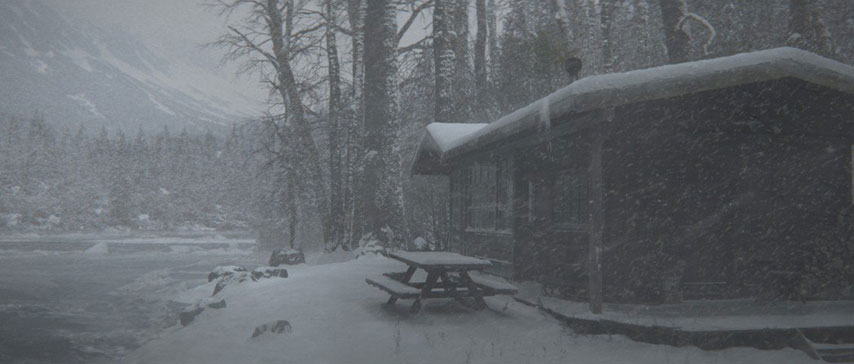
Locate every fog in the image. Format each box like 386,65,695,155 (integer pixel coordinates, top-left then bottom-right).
1,0,853,363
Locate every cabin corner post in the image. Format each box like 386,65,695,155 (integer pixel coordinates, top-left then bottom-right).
588,109,610,314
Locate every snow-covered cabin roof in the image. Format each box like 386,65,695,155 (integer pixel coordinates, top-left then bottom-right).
411,123,487,175
411,47,854,175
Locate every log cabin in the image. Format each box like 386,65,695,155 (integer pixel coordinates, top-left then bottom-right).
410,47,854,307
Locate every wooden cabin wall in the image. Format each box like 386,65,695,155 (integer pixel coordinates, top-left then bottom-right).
447,152,516,278
444,120,597,292
512,130,594,300
602,79,854,303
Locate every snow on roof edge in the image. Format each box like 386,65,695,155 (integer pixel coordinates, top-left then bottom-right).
437,47,854,161
425,122,488,153
409,122,488,175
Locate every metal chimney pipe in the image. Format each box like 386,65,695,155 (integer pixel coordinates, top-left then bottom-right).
564,57,582,83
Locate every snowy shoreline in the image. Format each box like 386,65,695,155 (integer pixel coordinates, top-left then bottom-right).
0,230,255,243
123,255,818,364
0,236,257,364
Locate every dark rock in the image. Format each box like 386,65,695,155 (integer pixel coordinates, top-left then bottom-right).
179,298,227,326
213,271,251,295
251,266,288,281
179,306,204,326
208,265,247,282
207,298,227,309
251,320,292,338
269,249,305,266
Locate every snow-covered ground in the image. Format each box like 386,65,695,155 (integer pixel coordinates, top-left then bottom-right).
124,255,817,364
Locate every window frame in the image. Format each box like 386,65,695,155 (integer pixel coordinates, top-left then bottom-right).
464,153,513,235
449,168,467,230
552,168,589,232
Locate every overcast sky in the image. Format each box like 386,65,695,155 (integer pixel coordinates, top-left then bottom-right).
46,0,227,66
46,0,434,64
42,0,439,108
44,0,268,104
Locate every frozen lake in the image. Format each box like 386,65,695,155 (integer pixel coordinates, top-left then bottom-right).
0,235,256,363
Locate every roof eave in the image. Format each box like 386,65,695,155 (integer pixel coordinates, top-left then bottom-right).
410,130,450,175
438,47,854,161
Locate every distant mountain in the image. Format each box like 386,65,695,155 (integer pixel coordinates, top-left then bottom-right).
0,0,261,133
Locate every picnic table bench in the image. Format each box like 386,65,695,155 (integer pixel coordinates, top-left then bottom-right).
366,251,518,313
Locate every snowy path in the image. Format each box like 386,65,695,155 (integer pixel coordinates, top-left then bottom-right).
124,256,816,364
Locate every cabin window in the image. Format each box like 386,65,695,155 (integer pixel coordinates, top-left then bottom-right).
466,155,512,232
553,169,587,229
449,169,466,229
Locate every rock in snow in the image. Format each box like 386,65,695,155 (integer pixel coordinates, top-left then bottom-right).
210,265,288,296
179,298,227,326
269,249,305,266
251,267,288,281
251,320,292,338
206,298,227,309
213,271,251,296
207,265,248,282
179,306,204,326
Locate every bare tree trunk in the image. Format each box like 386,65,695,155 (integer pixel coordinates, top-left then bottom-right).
658,0,690,64
433,0,456,123
474,0,487,111
266,0,331,245
348,0,366,100
486,0,497,77
553,0,572,48
600,0,615,72
346,0,366,248
453,0,471,120
363,0,403,245
326,0,345,250
286,169,298,249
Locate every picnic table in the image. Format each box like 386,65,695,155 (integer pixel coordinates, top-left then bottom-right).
366,251,518,313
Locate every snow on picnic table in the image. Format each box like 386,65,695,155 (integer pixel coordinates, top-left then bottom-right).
390,251,492,267
124,256,816,364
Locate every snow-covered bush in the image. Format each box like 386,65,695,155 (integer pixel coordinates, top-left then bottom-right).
251,266,288,280
269,248,305,266
353,233,387,258
411,237,432,251
208,265,248,282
